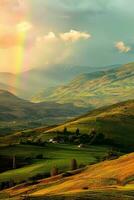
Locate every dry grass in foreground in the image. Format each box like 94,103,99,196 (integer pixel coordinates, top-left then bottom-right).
1,153,134,200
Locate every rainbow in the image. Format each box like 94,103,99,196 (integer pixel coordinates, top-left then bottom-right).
12,20,32,95
12,0,32,95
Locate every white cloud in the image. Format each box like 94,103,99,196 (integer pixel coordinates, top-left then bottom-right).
36,32,57,44
115,41,131,53
44,32,57,42
60,30,91,42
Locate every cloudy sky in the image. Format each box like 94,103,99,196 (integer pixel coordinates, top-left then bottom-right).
0,0,134,73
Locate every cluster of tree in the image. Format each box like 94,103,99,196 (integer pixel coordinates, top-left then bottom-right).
53,128,114,146
0,155,34,174
20,127,116,147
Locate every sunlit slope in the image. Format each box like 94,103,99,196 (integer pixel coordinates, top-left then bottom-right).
44,100,134,149
2,153,134,200
33,62,134,108
31,153,134,197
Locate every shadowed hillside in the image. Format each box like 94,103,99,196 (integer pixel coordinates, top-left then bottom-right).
0,90,86,135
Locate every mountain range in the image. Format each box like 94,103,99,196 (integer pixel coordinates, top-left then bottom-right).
0,64,120,99
32,62,134,109
0,61,134,138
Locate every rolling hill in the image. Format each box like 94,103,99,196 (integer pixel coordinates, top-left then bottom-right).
0,90,86,135
43,100,134,150
31,153,134,197
32,62,134,108
0,64,120,99
1,153,134,200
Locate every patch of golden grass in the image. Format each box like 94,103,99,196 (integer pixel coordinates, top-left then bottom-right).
31,153,134,196
4,153,134,198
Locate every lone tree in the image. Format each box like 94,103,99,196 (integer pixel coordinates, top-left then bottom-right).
13,156,16,169
71,159,78,171
76,128,80,136
50,166,59,177
63,127,67,134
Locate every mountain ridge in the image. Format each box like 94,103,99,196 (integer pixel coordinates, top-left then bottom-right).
32,62,134,108
0,64,121,99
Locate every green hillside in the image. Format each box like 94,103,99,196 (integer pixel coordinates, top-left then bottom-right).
0,144,109,185
32,62,134,108
43,100,134,150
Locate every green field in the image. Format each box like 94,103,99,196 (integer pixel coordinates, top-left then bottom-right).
0,144,109,184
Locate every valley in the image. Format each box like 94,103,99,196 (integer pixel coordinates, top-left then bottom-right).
0,2,134,199
0,99,133,200
0,90,86,135
0,62,133,200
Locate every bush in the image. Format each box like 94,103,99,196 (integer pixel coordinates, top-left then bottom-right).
28,172,50,182
83,186,89,190
70,159,78,171
50,166,59,177
36,154,44,159
0,180,15,190
25,157,33,163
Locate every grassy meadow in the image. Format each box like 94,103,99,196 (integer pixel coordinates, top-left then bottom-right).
0,144,109,184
